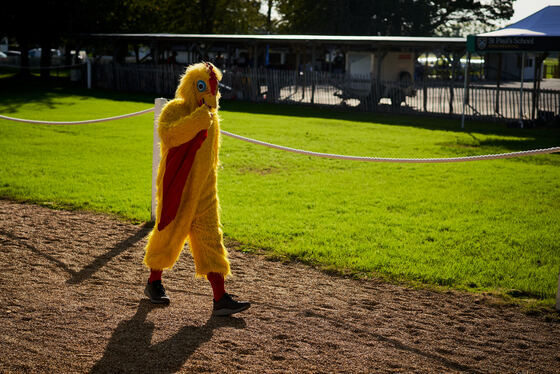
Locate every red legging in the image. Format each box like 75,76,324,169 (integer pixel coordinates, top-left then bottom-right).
206,272,225,301
149,270,225,301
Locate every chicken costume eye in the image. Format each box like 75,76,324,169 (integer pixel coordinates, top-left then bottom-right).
197,80,207,92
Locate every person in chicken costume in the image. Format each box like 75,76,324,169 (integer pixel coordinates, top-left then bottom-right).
143,62,250,316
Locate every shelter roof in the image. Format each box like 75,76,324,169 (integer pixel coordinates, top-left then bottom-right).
480,6,560,37
85,33,465,50
468,6,560,52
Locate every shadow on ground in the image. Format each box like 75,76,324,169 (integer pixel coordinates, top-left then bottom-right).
66,223,153,284
0,75,154,113
90,300,246,374
0,223,153,285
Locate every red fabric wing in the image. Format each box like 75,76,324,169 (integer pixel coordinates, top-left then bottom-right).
158,130,208,231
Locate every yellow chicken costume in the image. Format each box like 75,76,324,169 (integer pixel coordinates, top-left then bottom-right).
144,61,229,278
143,62,250,315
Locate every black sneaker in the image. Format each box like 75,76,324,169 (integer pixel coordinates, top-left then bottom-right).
144,280,170,305
212,293,250,316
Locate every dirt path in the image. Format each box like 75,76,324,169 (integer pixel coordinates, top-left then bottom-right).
0,200,559,373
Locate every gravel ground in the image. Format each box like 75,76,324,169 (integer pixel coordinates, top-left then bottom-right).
0,199,559,373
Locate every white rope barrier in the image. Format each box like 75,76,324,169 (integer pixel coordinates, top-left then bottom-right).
1,104,558,162
220,130,560,163
0,108,154,125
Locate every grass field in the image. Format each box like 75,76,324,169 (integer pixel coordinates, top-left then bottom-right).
1,77,559,308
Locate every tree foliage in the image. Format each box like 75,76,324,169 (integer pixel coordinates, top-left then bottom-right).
2,0,515,43
275,0,514,36
1,0,266,71
1,0,515,72
160,0,265,34
2,0,266,38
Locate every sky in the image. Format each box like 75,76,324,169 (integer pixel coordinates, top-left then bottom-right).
507,0,560,23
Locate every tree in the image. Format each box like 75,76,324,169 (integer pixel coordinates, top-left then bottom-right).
274,0,514,36
433,0,515,36
2,0,75,77
161,0,266,34
1,0,130,75
1,0,268,74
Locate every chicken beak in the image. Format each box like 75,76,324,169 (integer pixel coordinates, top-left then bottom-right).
202,94,218,109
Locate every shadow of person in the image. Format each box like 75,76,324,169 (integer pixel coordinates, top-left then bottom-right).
90,300,246,373
67,223,153,285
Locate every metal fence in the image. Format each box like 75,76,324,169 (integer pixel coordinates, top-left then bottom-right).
93,63,184,95
92,63,560,122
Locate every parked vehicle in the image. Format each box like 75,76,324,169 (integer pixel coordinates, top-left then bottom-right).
342,51,416,107
28,48,62,58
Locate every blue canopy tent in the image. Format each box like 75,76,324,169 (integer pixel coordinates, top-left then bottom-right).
464,6,560,127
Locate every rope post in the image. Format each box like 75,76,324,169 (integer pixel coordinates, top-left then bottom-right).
151,98,167,221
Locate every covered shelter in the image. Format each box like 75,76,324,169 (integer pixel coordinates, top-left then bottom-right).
84,33,466,70
81,33,466,112
464,6,560,127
